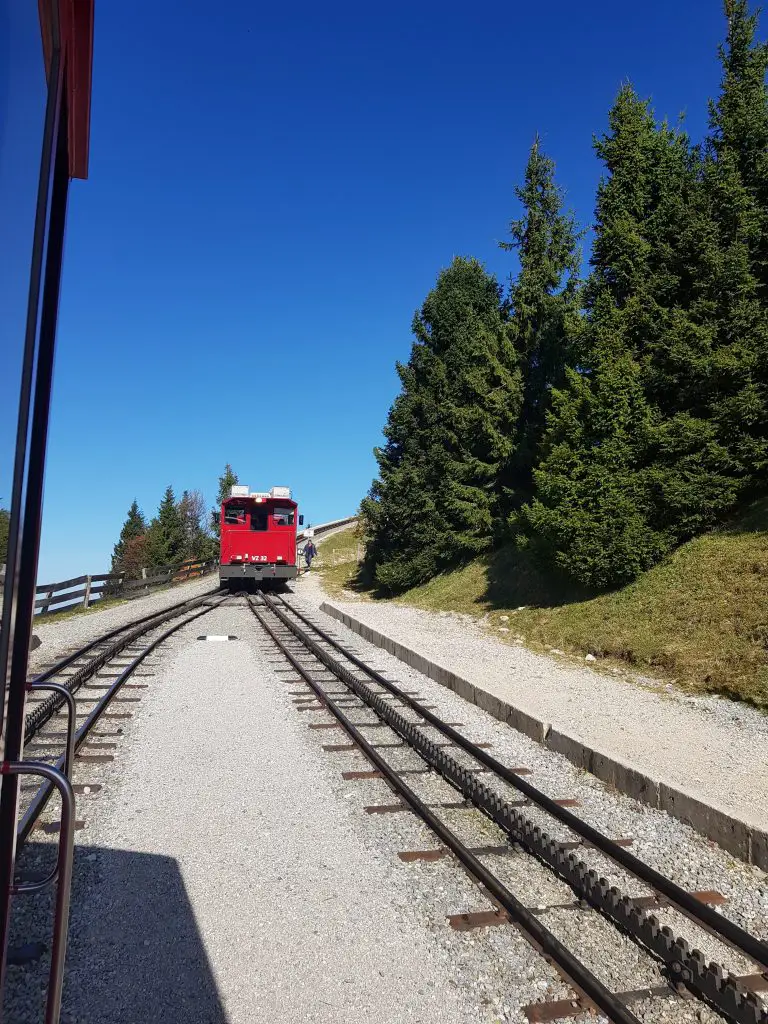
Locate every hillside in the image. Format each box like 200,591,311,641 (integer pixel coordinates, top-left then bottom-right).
317,499,768,709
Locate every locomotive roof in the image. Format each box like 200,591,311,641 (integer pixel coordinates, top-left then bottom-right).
222,493,297,506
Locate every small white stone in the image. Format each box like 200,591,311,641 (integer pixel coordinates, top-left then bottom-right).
585,653,597,662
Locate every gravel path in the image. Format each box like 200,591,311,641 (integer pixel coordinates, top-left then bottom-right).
295,572,768,836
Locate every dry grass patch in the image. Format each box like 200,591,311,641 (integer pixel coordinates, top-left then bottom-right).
400,499,768,709
315,526,370,598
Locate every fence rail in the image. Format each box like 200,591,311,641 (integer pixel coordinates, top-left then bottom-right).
297,516,357,545
0,557,218,617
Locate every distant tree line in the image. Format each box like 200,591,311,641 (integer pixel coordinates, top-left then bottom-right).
109,464,239,579
362,1,768,591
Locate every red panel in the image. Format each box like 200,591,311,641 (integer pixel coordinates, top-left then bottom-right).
38,0,94,179
65,0,94,180
220,499,299,568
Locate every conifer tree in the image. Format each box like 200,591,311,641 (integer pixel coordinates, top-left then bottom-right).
709,0,768,290
695,0,768,476
145,486,186,567
671,145,768,485
362,257,521,591
500,137,582,510
211,464,239,538
110,500,147,577
522,87,739,586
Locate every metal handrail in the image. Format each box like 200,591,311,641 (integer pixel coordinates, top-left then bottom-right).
1,761,75,1024
12,684,76,897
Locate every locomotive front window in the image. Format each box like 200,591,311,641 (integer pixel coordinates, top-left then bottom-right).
273,507,295,526
224,505,247,525
251,510,268,531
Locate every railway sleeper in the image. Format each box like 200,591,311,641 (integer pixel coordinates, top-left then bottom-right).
260,594,768,1024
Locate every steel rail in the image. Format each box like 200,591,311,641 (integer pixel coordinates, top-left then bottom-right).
32,587,222,684
17,600,223,846
264,594,768,1024
25,588,222,741
273,594,768,972
250,597,641,1024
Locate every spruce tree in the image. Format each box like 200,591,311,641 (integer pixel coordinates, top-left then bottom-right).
500,136,582,511
696,0,768,477
362,257,521,591
524,357,667,587
522,86,740,586
709,0,768,290
145,486,186,568
110,500,147,577
211,464,239,538
672,146,768,486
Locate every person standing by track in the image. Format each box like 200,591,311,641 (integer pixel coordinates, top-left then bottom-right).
303,538,317,572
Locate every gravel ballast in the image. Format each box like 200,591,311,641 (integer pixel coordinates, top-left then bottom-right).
5,589,766,1023
286,582,768,940
7,605,506,1023
295,571,768,841
27,574,219,674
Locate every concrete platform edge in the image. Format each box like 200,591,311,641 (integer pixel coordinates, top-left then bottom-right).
319,600,767,871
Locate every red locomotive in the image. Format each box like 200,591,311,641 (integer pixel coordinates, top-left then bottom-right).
218,485,303,587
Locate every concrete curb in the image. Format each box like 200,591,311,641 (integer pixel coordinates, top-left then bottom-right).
319,600,768,871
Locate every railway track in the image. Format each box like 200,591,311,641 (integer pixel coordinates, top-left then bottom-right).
250,591,768,1024
17,589,226,849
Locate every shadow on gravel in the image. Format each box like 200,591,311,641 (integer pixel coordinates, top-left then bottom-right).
4,841,228,1024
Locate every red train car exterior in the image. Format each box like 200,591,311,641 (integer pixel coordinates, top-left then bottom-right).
219,486,302,585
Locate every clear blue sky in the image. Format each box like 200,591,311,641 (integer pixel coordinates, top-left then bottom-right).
3,0,735,583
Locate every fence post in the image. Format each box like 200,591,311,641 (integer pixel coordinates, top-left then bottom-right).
141,567,147,580
82,575,92,610
42,588,54,614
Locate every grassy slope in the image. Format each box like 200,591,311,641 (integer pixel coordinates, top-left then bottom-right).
318,500,768,708
315,527,367,598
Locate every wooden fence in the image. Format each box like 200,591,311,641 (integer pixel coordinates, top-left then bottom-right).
12,556,218,617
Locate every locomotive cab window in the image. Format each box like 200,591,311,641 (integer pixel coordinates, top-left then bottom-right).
251,510,268,531
273,507,295,526
224,505,247,525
